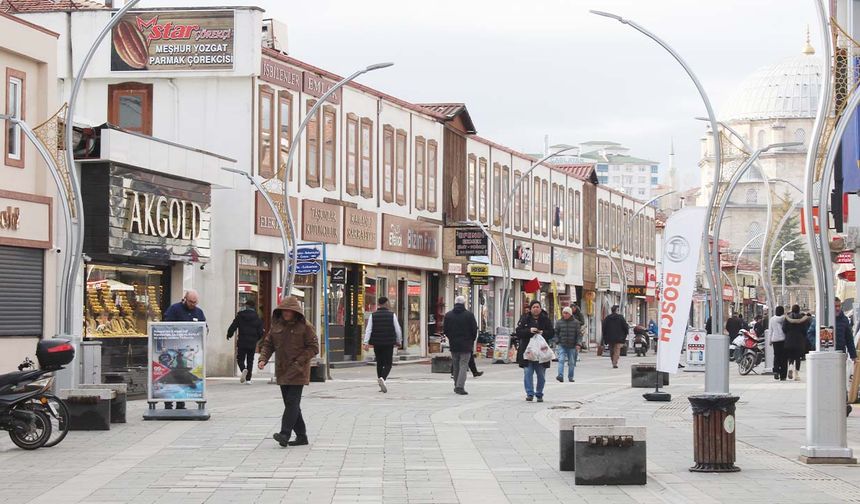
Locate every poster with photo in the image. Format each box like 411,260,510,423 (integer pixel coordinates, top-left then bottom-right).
148,322,206,401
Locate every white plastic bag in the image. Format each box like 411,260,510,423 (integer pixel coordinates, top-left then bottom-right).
525,334,556,363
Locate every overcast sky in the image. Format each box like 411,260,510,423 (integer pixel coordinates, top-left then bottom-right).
138,0,819,189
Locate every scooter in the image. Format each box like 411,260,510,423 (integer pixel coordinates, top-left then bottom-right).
632,326,650,357
730,334,746,362
0,339,75,450
737,329,765,375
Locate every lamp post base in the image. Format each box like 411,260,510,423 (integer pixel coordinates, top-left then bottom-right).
800,352,855,465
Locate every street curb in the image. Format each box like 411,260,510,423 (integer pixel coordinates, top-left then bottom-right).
330,358,431,369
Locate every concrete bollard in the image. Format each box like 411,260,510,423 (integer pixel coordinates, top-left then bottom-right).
574,426,647,485
559,416,626,471
58,388,116,430
431,355,453,373
631,363,669,388
79,383,127,423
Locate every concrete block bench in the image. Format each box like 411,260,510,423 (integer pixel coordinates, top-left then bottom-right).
58,388,115,430
79,383,127,423
559,416,625,471
431,355,452,374
631,363,669,388
574,426,647,485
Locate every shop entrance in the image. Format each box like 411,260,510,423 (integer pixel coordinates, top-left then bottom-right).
237,252,272,331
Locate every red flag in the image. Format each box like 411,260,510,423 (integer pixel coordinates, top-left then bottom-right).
523,278,541,293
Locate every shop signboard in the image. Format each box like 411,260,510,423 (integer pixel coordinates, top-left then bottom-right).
343,208,377,248
597,273,611,290
111,10,235,72
0,190,52,249
512,240,532,270
627,286,646,296
533,243,551,273
290,247,320,260
382,214,439,257
330,266,347,284
635,265,646,286
684,329,706,372
552,247,568,275
302,200,341,244
455,227,488,256
623,261,635,284
260,57,302,91
148,322,206,402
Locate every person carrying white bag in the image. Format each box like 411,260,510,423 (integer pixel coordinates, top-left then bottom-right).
516,300,555,402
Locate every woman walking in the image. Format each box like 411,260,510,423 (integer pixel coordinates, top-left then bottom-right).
783,304,811,381
258,296,320,447
769,306,788,381
516,300,554,402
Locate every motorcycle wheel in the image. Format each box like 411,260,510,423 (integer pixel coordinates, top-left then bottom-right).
8,407,52,450
27,394,70,448
738,354,755,376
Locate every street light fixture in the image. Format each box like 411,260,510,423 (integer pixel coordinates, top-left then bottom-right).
281,62,394,296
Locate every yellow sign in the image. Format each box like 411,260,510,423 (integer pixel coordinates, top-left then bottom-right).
468,264,489,276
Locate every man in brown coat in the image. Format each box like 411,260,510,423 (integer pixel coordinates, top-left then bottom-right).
258,296,319,447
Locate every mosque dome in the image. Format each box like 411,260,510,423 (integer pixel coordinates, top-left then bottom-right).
720,38,822,122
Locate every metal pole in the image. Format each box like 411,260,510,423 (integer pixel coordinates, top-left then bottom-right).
0,114,74,336
281,63,393,298
500,147,576,330
63,0,142,340
782,253,787,306
322,244,331,380
591,10,724,338
617,191,675,315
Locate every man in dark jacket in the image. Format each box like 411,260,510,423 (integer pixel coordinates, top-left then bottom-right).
555,307,582,382
162,289,206,410
516,300,554,402
601,305,628,369
363,297,402,393
227,299,264,384
835,297,858,361
725,313,743,340
443,296,478,395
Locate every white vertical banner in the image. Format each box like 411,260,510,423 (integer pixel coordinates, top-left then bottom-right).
657,207,707,374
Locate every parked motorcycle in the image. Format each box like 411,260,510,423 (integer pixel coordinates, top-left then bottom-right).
737,329,765,375
730,334,745,362
0,339,75,450
632,326,650,357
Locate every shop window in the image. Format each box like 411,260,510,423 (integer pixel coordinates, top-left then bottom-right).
383,125,394,202
415,137,426,210
522,174,529,233
468,154,477,219
427,140,437,211
306,99,320,187
0,246,42,336
502,165,510,229
5,68,25,168
322,105,336,191
108,82,152,136
361,118,373,198
258,86,275,179
514,170,522,230
541,179,549,236
277,91,293,181
492,162,500,225
396,129,407,206
533,177,541,232
84,264,165,338
346,113,359,196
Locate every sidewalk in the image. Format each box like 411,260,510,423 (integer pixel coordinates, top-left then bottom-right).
1,353,858,504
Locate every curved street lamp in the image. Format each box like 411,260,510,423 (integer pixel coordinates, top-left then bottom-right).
281,62,394,297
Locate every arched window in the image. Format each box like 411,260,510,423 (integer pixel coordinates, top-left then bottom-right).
757,130,766,149
795,128,806,145
746,221,763,248
745,188,758,204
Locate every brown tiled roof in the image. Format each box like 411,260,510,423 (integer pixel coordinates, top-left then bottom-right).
417,102,476,134
1,0,107,13
554,164,597,181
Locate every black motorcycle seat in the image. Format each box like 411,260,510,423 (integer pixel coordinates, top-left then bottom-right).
0,371,36,388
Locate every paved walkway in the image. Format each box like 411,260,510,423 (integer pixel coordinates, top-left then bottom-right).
1,353,859,504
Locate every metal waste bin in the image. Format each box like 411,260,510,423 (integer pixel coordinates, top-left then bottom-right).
688,394,740,472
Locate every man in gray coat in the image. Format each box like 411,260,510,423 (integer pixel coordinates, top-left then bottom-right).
443,296,478,395
555,307,582,382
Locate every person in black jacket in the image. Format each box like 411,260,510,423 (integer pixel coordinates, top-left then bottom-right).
516,300,554,402
602,305,629,369
363,297,403,393
227,299,264,384
834,297,857,361
443,296,478,395
725,313,743,340
783,304,811,381
554,307,582,382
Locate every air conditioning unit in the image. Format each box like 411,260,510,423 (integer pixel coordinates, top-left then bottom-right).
262,19,288,53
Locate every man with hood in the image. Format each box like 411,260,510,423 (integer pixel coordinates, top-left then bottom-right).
227,299,264,384
602,305,629,369
443,295,478,395
258,296,320,447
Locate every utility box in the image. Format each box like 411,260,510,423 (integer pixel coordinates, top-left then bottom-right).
80,341,102,385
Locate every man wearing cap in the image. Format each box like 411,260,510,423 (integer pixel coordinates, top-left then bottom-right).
555,306,582,382
443,295,479,395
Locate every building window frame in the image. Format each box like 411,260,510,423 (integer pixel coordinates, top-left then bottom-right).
541,179,549,236
533,177,541,232
502,165,510,230
395,128,407,206
322,105,337,191
277,91,293,182
360,118,373,199
514,170,522,231
522,173,530,233
257,85,275,179
5,68,25,168
415,136,426,210
492,162,500,225
346,113,359,196
383,125,394,202
427,139,437,211
107,81,152,137
551,183,559,239
305,99,320,188
468,154,477,220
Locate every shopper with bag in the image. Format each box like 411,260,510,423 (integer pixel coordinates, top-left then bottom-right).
516,300,554,402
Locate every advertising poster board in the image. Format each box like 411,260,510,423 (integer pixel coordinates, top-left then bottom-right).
148,322,206,402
